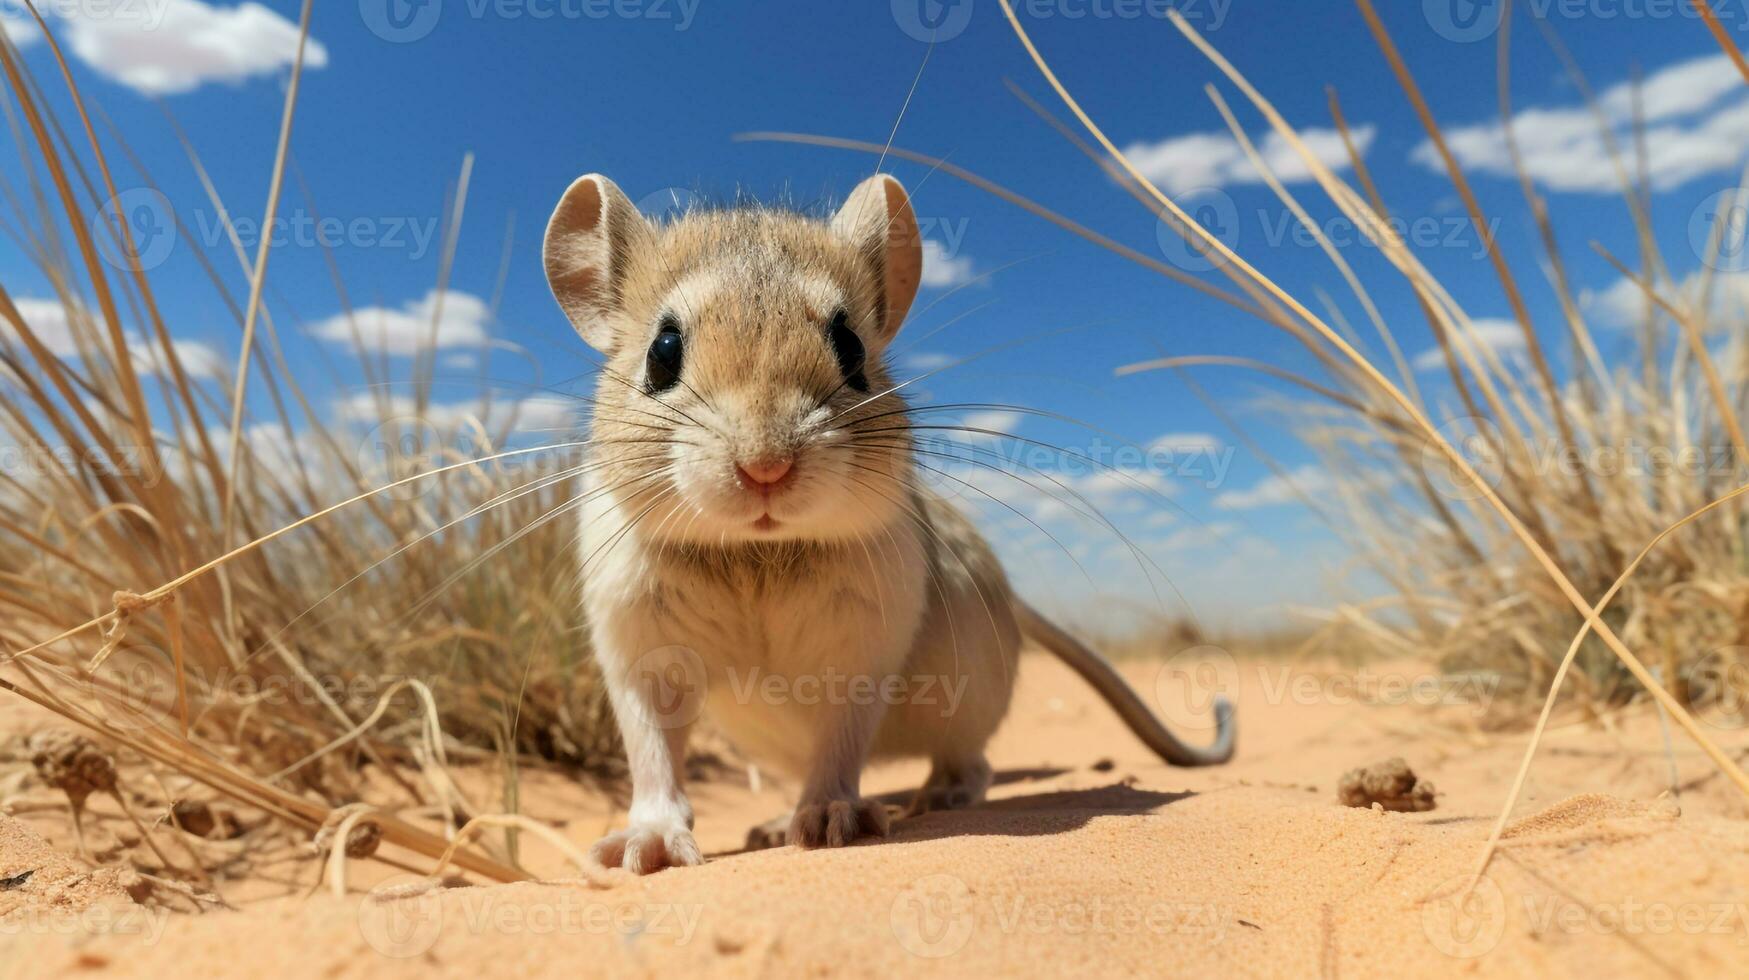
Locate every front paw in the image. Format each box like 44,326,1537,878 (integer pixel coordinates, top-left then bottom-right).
789,798,890,849
591,821,702,874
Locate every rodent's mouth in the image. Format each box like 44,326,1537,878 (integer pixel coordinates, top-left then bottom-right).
751,515,780,532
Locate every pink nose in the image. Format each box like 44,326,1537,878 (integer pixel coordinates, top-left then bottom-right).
738,458,793,488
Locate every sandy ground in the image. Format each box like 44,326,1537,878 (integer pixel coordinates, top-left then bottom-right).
3,651,1747,978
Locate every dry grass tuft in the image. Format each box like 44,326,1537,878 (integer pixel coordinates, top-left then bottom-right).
0,17,621,889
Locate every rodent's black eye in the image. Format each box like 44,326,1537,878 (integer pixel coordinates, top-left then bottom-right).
827,310,868,392
646,316,684,394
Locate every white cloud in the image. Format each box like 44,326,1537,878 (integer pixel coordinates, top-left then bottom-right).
1149,431,1223,455
1213,464,1328,511
131,337,226,380
920,240,975,288
4,296,223,379
1140,521,1239,554
958,410,1022,442
900,351,957,373
8,297,83,357
1411,318,1526,372
1413,53,1749,193
1121,125,1377,196
1,12,41,46
20,1,330,96
336,392,575,435
1583,269,1749,328
310,290,492,356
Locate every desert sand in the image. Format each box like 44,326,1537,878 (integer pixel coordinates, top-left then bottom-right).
3,651,1747,978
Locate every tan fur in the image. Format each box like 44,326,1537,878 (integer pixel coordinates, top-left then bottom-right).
542,174,1230,875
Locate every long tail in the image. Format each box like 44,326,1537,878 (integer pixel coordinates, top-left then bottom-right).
1013,600,1235,767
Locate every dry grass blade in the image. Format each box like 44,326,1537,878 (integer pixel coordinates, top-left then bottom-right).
1472,481,1749,883
0,12,608,886
1690,0,1749,82
992,0,1749,798
220,0,315,549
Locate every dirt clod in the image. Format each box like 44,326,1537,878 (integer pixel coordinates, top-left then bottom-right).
1336,758,1436,812
28,732,116,810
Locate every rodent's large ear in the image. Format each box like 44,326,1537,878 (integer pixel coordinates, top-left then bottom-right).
543,174,653,353
831,174,922,343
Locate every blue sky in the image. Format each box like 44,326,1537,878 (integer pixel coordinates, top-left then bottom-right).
3,0,1747,629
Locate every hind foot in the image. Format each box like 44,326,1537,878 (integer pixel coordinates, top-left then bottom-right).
905,756,992,817
744,813,790,851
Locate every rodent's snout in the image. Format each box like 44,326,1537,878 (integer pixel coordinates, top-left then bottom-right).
736,456,794,493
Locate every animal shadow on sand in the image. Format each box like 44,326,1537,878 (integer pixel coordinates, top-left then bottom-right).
723,769,1196,857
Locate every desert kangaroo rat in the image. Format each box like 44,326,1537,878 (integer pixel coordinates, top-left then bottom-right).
541,172,1234,874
